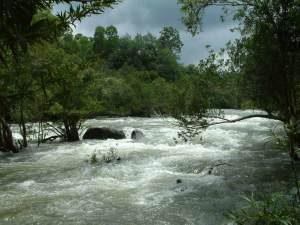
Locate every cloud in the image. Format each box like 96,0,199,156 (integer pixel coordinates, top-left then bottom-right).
54,0,239,64
180,25,239,64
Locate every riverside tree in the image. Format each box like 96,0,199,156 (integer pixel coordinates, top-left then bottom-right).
176,0,300,208
0,2,247,152
0,0,120,152
27,43,101,142
177,0,300,159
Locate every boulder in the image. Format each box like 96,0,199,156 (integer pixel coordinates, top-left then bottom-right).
131,129,145,140
83,127,125,140
176,179,182,184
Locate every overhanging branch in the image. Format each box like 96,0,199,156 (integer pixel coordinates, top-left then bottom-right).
207,114,283,127
175,112,284,142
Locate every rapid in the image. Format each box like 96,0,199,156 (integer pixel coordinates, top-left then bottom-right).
0,110,294,225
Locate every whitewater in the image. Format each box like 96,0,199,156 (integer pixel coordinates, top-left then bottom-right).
0,110,293,225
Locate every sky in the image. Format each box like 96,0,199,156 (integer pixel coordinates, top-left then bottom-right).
56,0,239,65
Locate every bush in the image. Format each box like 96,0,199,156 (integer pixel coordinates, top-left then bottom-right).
101,147,121,163
87,147,121,165
228,193,300,225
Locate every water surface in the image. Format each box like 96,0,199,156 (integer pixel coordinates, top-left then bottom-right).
0,110,293,225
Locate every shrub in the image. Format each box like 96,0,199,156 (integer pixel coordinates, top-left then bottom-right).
86,147,121,165
228,193,300,225
102,147,121,163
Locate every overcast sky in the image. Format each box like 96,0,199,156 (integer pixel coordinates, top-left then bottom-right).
56,0,239,65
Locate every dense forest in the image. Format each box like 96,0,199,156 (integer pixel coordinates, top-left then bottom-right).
0,0,300,224
0,13,248,149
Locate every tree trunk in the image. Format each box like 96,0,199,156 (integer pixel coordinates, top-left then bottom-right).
63,119,79,142
0,117,18,153
19,105,27,147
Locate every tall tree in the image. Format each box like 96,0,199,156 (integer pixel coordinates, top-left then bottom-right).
0,0,120,152
104,25,119,56
0,0,120,61
177,0,300,158
159,26,183,54
93,26,106,55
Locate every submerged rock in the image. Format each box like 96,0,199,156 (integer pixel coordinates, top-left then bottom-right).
131,129,145,140
176,179,182,184
179,186,187,192
83,127,125,140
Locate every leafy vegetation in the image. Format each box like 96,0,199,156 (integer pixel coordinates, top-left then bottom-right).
177,0,300,157
228,193,300,225
0,1,299,224
86,147,121,164
177,0,300,222
1,17,244,150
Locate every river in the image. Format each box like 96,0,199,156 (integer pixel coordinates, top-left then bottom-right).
0,110,294,225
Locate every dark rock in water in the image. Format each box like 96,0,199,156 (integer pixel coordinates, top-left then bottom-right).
83,127,125,140
180,186,187,192
131,129,145,140
208,167,213,175
176,179,182,184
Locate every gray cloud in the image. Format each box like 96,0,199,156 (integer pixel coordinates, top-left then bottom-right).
56,0,239,64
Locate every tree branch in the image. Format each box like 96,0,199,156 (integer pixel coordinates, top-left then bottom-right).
44,122,65,136
41,135,63,143
207,114,283,127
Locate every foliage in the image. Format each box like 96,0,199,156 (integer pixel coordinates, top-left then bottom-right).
101,147,121,163
228,193,300,225
159,26,183,54
0,3,248,150
0,0,121,150
0,0,120,62
87,147,121,164
175,109,225,142
1,24,246,135
176,0,300,146
86,25,185,80
93,25,119,58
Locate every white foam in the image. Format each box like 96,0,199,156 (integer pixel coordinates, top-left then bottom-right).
18,180,36,188
0,110,284,224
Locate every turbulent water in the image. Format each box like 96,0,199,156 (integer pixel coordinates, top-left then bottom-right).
0,110,294,225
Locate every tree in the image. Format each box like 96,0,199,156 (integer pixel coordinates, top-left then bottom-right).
177,0,300,199
159,26,183,54
46,55,100,142
0,0,120,61
108,35,134,69
177,0,300,151
93,25,119,58
0,0,120,152
104,25,119,56
93,26,106,55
